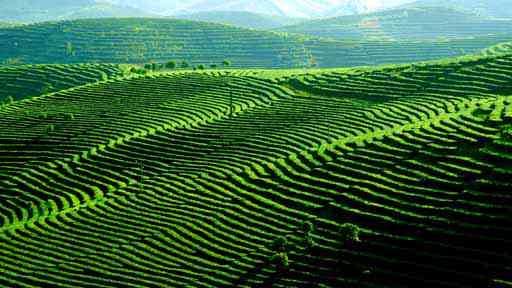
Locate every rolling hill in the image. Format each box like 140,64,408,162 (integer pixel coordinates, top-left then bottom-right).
0,0,153,23
481,42,512,56
403,0,512,18
0,22,17,28
0,64,124,102
101,0,416,18
174,11,305,30
0,18,310,68
277,6,512,41
0,52,511,287
1,17,511,68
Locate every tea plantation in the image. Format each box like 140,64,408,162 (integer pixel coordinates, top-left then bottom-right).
0,63,123,102
278,6,512,41
1,18,511,68
0,51,511,287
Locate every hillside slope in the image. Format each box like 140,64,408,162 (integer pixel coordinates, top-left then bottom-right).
481,42,512,56
1,17,511,68
0,53,511,287
0,22,17,28
278,6,512,41
403,0,512,18
0,64,124,102
0,18,309,68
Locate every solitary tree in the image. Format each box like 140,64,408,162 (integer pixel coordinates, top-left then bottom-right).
222,59,231,67
338,223,361,247
181,60,190,68
210,64,217,69
197,64,206,70
269,236,289,273
299,221,316,250
65,41,74,56
166,60,177,69
270,251,289,274
144,63,152,70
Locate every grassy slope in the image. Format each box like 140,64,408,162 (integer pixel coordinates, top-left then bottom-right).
0,52,511,287
402,0,512,18
0,18,310,68
0,22,17,28
174,11,305,30
481,41,512,56
277,6,512,41
0,63,125,102
0,17,511,69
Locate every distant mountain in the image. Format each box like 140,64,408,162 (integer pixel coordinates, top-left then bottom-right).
174,11,305,29
403,0,512,18
0,0,152,23
277,6,512,40
0,22,17,28
55,3,155,21
100,0,416,18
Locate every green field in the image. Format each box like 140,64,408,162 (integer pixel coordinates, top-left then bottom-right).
1,51,511,287
278,7,512,41
1,18,511,68
0,63,124,102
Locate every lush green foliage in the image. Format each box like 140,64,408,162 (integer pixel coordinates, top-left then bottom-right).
0,52,511,287
405,0,512,18
278,7,512,41
0,63,123,102
1,18,510,69
0,18,309,68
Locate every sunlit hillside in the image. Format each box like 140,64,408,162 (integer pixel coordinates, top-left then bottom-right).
1,1,511,288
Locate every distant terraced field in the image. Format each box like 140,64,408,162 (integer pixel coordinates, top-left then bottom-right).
482,42,512,56
278,6,512,41
0,53,511,287
1,18,511,69
0,18,310,68
0,63,124,102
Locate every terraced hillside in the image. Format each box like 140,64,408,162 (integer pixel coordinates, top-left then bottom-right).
306,34,512,68
481,42,512,56
0,53,511,287
0,18,309,68
0,22,17,28
0,64,124,102
1,17,511,69
278,7,512,41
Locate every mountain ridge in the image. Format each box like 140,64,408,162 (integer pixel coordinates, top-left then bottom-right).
99,0,416,18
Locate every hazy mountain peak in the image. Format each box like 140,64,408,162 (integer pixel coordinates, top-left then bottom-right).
98,0,416,18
